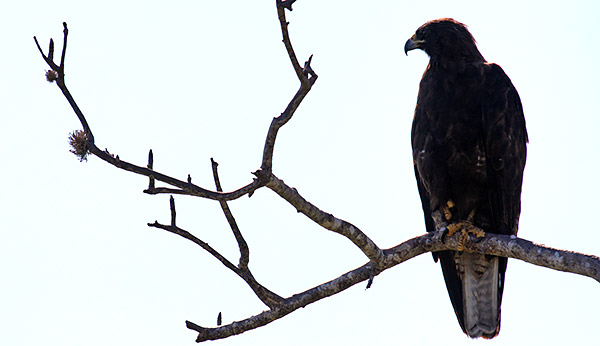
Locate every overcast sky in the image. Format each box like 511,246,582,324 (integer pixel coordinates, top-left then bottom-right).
2,1,599,345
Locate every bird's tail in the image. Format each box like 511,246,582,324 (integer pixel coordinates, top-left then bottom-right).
460,252,501,338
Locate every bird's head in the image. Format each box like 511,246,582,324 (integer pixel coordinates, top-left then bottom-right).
404,18,484,62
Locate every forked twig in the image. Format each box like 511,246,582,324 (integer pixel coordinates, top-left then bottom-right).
148,196,283,309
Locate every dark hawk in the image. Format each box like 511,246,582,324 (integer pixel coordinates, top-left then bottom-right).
405,18,527,338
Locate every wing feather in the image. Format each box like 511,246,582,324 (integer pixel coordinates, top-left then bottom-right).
480,63,527,312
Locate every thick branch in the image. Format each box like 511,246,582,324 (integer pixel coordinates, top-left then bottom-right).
186,230,600,342
265,173,384,264
186,262,373,342
417,232,600,281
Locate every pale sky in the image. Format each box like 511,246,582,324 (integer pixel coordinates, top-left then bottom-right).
1,1,599,345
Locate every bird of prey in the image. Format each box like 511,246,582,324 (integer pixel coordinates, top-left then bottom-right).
405,18,527,338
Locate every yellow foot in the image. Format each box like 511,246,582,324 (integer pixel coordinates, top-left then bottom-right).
443,200,455,221
446,221,485,251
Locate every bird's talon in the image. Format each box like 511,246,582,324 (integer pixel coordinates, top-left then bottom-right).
446,221,485,251
443,200,455,221
446,222,462,237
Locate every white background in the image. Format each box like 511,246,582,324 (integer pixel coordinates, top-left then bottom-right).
2,1,599,345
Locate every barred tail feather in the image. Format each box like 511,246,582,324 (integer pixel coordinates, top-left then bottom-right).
460,252,501,338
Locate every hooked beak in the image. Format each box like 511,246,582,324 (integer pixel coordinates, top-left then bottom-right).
404,34,425,55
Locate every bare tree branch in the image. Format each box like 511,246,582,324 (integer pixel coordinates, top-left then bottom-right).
35,25,263,202
264,172,384,264
211,158,250,270
34,1,599,344
260,1,318,174
34,35,58,72
276,0,306,84
148,197,283,309
185,230,600,342
92,145,262,201
36,23,95,144
147,149,155,190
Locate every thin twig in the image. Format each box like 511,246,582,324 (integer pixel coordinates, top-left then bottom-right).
148,218,283,308
59,22,68,73
147,149,155,190
276,0,304,82
86,144,263,201
170,195,176,227
34,23,262,202
48,38,55,62
148,221,240,274
260,3,318,173
208,160,282,306
33,37,58,71
211,158,250,270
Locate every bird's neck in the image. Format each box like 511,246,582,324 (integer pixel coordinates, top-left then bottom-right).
429,54,485,75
